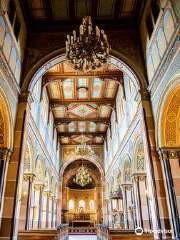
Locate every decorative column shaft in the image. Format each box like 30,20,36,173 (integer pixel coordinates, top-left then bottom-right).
34,184,44,229
24,174,36,230
122,185,128,229
44,191,50,228
0,148,10,214
159,149,180,240
132,175,143,229
55,199,58,227
51,196,55,228
131,187,137,229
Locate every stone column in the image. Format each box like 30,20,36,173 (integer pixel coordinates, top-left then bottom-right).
132,175,143,229
123,184,134,229
33,184,44,229
0,93,31,240
19,173,35,230
132,174,150,230
139,90,170,238
55,199,58,227
0,148,11,225
44,191,50,228
131,186,137,228
122,184,128,229
51,195,55,228
158,148,180,240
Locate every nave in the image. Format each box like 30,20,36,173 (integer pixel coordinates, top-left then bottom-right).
0,0,180,239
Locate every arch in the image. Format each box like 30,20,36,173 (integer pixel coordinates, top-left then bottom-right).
51,176,56,195
44,168,51,191
59,154,105,179
0,85,13,150
156,71,180,147
23,138,34,173
22,48,145,93
120,154,131,183
35,155,45,183
133,137,146,173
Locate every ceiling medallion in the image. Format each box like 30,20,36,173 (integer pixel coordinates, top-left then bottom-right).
75,134,94,157
73,162,92,187
77,86,88,93
66,16,110,71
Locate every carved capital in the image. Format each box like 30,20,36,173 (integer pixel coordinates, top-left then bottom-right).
44,191,51,197
121,184,133,191
34,184,44,191
0,148,11,162
158,148,180,161
50,195,56,200
132,173,147,182
23,173,36,182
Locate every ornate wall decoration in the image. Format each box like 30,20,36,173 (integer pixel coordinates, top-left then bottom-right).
0,109,4,146
124,161,131,183
136,142,145,172
63,147,75,159
24,147,30,173
35,158,42,182
162,87,180,146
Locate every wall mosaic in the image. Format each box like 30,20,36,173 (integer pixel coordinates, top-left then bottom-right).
0,109,4,146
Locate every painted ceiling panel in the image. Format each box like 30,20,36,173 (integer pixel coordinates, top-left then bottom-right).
95,137,104,143
73,135,92,143
48,82,61,99
98,123,106,131
105,81,116,98
78,122,86,132
98,0,115,19
99,105,110,118
89,122,96,132
53,106,66,118
63,79,74,99
51,0,69,20
78,78,88,99
75,0,91,19
57,123,66,132
68,122,76,132
69,104,96,118
119,0,137,18
92,78,103,98
61,137,69,144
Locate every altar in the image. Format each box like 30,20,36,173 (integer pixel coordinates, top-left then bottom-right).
72,220,91,227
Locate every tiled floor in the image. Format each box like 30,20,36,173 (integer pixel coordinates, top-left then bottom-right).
69,235,97,240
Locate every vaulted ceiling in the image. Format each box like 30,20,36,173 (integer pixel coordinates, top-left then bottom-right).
44,61,123,145
21,0,145,31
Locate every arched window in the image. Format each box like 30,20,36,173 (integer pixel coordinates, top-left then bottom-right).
89,200,94,209
79,200,85,209
69,200,74,210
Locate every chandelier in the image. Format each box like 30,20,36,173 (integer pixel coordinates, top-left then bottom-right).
73,163,92,187
65,15,110,71
75,135,94,157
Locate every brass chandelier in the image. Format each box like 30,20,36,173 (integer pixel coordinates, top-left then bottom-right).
65,15,110,71
73,162,92,187
75,135,94,157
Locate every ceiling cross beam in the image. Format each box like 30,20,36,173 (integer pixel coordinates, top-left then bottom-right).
58,132,106,138
54,118,110,126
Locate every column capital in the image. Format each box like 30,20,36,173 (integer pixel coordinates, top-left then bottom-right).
34,183,44,191
50,195,56,200
132,173,147,182
157,147,180,160
121,183,133,190
44,190,51,196
23,173,36,182
0,148,11,161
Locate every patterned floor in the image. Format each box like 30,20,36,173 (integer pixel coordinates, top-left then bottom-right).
69,235,97,240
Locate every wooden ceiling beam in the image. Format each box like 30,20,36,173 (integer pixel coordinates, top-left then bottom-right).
43,72,123,78
50,99,115,106
54,118,110,124
58,132,106,137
